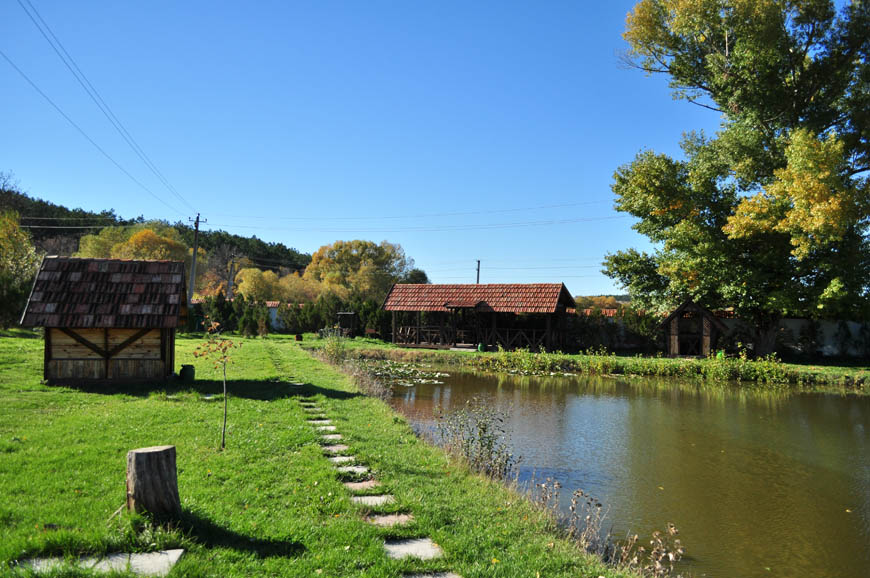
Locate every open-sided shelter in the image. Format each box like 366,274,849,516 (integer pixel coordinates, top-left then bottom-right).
659,299,727,357
20,256,187,384
382,283,576,350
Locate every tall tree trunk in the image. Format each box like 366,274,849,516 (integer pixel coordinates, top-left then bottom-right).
752,314,781,357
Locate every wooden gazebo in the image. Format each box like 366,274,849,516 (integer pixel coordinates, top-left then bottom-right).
659,300,727,357
20,257,187,384
382,283,576,350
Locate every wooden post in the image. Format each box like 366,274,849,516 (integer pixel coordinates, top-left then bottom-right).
391,311,396,344
670,317,680,357
545,315,552,351
44,328,52,382
126,445,181,516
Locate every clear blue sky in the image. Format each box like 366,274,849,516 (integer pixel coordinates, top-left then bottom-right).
1,0,721,294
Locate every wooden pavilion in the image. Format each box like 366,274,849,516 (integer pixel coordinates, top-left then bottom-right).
659,300,727,357
382,283,576,350
20,256,187,384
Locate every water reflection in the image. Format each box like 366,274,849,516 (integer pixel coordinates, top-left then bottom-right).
391,370,870,578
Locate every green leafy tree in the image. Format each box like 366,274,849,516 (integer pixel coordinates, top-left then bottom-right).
0,212,41,328
303,240,415,301
605,0,870,354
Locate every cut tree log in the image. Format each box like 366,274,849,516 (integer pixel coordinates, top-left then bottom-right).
126,445,181,516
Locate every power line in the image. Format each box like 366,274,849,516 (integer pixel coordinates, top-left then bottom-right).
205,215,628,234
16,0,195,213
206,200,610,222
0,48,186,217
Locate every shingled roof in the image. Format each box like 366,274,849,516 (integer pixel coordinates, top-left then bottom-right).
20,256,187,328
382,283,575,314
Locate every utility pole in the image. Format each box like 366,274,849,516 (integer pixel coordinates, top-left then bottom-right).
226,252,236,300
187,213,206,304
476,260,480,284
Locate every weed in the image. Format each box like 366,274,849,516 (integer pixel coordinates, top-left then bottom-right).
434,398,520,480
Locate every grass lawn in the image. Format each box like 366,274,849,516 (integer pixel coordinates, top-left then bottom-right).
0,331,630,577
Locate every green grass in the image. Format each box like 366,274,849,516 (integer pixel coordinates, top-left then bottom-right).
302,337,869,394
0,331,630,577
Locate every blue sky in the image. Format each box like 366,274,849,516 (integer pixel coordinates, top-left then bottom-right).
1,1,721,294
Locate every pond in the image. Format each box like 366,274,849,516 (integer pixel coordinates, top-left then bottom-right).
390,369,870,578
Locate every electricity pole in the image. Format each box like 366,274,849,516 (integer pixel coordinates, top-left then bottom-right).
187,213,206,304
226,252,236,300
476,260,480,284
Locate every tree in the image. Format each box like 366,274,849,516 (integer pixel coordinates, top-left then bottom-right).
278,272,323,303
303,240,415,301
0,212,41,328
605,0,870,354
234,267,282,302
402,268,430,284
193,320,241,450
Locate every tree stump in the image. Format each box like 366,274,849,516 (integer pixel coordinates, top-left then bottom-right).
126,445,181,516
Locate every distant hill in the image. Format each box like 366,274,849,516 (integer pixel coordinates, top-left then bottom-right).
0,180,310,270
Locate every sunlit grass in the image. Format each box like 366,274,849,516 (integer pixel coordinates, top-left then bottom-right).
0,332,630,577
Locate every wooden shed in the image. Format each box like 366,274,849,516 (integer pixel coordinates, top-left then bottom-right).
659,300,727,357
382,283,576,350
20,256,187,384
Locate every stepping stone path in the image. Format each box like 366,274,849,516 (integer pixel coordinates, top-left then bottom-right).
351,494,396,506
328,455,354,464
23,549,184,576
384,538,443,560
299,399,462,577
365,513,414,527
343,479,380,491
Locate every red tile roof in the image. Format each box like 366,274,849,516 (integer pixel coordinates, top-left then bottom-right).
20,256,187,328
382,283,575,314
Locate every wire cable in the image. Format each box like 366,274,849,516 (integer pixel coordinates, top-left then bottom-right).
16,0,196,213
0,49,186,217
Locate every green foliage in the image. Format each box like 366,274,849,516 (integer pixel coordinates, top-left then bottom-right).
436,398,519,480
321,334,347,364
0,212,40,328
608,0,870,352
304,240,416,302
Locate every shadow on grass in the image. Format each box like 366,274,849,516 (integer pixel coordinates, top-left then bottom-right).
54,379,362,402
177,510,305,558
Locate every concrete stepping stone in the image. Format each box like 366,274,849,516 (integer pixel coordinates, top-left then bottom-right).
322,444,349,453
316,425,337,431
351,494,395,506
328,455,355,464
366,513,414,527
384,538,442,560
322,434,343,441
337,465,368,475
307,419,332,425
343,479,380,491
404,573,462,578
24,549,184,576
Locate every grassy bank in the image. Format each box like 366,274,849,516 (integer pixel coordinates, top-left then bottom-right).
0,331,629,577
301,338,869,393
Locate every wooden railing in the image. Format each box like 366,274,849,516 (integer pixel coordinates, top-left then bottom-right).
395,326,551,349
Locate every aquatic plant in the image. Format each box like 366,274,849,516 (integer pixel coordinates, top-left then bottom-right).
435,398,520,480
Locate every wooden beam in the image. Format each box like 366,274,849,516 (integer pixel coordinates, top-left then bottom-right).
108,328,152,358
59,327,108,359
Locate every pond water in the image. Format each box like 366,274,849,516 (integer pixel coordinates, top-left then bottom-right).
390,370,870,578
